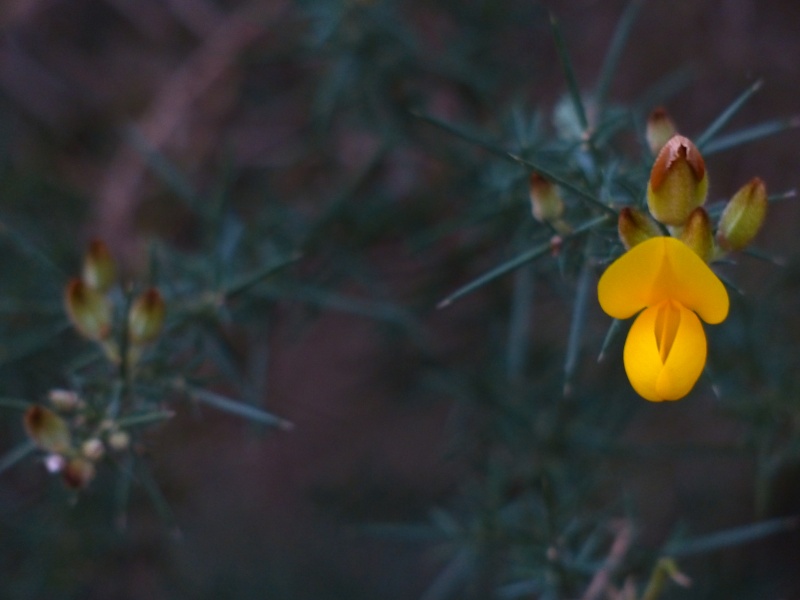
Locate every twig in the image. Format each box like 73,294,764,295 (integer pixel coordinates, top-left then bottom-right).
95,2,281,262
581,520,633,600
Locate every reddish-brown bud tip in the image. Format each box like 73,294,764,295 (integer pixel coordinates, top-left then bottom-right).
647,135,709,226
83,239,116,293
650,135,706,190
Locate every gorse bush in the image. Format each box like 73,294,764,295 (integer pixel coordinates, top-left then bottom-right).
0,1,798,598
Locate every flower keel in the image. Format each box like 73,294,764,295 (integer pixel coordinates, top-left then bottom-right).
624,301,707,401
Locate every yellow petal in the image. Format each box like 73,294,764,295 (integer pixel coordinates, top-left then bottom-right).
655,303,707,400
659,237,728,324
597,237,728,324
623,306,664,401
598,237,667,319
623,301,708,401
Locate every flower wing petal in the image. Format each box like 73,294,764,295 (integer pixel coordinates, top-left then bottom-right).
655,304,707,400
623,306,665,401
660,236,729,324
598,237,667,319
599,236,729,324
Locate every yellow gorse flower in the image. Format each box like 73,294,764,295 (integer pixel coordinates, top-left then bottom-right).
598,236,729,401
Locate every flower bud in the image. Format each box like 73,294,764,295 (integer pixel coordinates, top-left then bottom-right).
107,430,131,451
679,207,714,262
618,207,662,249
717,177,767,251
646,107,677,155
81,438,105,461
47,389,82,412
529,172,564,223
62,457,96,489
24,405,72,454
65,278,113,341
82,239,116,293
128,287,166,344
647,135,708,226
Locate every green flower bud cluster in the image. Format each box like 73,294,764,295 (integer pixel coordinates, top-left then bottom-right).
64,240,166,366
618,117,767,262
23,391,135,490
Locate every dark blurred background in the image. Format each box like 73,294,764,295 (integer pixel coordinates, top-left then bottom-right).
0,0,798,598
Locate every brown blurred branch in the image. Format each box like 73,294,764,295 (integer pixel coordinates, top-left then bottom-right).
581,519,633,600
95,0,286,262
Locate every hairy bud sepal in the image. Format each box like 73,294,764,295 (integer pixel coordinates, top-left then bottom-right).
717,177,768,251
647,135,708,226
679,208,714,263
618,207,663,250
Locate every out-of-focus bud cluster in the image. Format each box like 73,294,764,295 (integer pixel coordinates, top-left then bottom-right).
22,389,135,490
64,240,166,366
616,109,768,261
22,240,171,492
